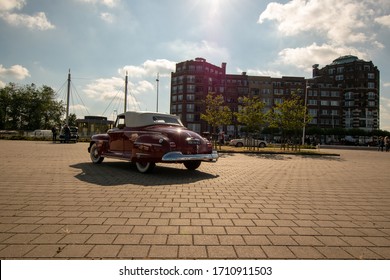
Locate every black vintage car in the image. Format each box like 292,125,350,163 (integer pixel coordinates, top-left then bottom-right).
59,126,79,143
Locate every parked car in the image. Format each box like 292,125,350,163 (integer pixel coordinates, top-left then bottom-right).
88,111,218,173
59,126,79,143
229,138,267,148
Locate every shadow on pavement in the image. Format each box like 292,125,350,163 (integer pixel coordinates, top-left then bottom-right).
70,161,219,187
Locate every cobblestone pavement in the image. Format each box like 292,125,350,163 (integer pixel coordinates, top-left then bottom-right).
0,140,389,259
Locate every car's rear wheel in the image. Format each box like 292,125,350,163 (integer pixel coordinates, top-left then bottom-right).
90,143,104,164
135,161,156,173
184,161,201,170
236,142,244,147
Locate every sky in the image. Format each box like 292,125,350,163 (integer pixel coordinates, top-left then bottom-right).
1,0,390,130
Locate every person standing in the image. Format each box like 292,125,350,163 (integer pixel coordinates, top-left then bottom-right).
63,124,71,143
378,136,385,152
51,126,57,143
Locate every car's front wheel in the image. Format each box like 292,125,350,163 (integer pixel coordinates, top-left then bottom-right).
90,143,104,164
259,142,266,148
135,161,156,173
184,161,201,170
236,142,244,147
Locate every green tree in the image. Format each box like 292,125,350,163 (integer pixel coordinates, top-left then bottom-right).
67,113,78,127
235,96,266,134
0,83,65,130
267,92,312,148
200,93,231,148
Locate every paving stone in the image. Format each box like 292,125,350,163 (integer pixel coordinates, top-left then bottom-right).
87,245,122,258
207,245,237,259
178,246,207,259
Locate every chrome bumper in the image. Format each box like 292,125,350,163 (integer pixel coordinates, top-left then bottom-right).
162,150,218,162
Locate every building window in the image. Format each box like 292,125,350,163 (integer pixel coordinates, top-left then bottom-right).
330,101,339,106
321,100,329,106
186,114,194,121
187,123,201,133
308,109,317,116
274,98,283,104
321,91,330,97
368,73,375,79
171,95,177,102
171,105,177,113
177,104,182,112
331,91,340,97
187,75,195,83
368,82,375,88
308,100,317,105
187,103,195,112
187,85,195,93
273,89,284,95
187,94,195,101
178,94,183,101
336,75,344,81
344,92,354,99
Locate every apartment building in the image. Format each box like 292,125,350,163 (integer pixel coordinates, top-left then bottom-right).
170,56,379,135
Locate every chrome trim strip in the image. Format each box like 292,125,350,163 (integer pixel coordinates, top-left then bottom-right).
162,150,218,162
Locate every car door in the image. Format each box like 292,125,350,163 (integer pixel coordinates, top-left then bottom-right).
108,115,125,155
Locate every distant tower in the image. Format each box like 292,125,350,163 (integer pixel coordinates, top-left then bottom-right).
312,64,319,78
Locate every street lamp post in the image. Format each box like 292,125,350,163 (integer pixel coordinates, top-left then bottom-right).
156,73,159,112
302,81,309,146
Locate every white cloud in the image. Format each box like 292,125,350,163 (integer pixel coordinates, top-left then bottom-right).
0,64,30,80
1,11,55,30
100,12,114,23
237,67,283,77
0,80,6,88
375,15,390,27
120,59,176,78
77,0,120,8
384,82,390,88
164,40,230,63
258,0,384,45
0,0,55,30
276,43,368,71
0,0,25,11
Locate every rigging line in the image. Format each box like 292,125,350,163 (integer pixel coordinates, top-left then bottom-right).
129,89,141,111
101,89,122,117
71,82,91,116
54,80,67,99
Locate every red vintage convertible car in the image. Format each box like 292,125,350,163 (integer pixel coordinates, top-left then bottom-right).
88,111,218,173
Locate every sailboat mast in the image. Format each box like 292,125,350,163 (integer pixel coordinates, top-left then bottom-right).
124,72,128,113
66,69,71,125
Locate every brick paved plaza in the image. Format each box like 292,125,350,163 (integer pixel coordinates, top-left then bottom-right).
0,140,389,259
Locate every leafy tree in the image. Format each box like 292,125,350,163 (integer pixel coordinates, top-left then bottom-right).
200,93,231,147
235,96,266,135
267,92,312,146
0,83,65,130
67,113,78,127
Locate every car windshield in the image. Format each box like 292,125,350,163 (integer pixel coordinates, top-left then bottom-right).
152,116,182,126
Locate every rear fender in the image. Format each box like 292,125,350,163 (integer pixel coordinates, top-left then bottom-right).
131,133,170,162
